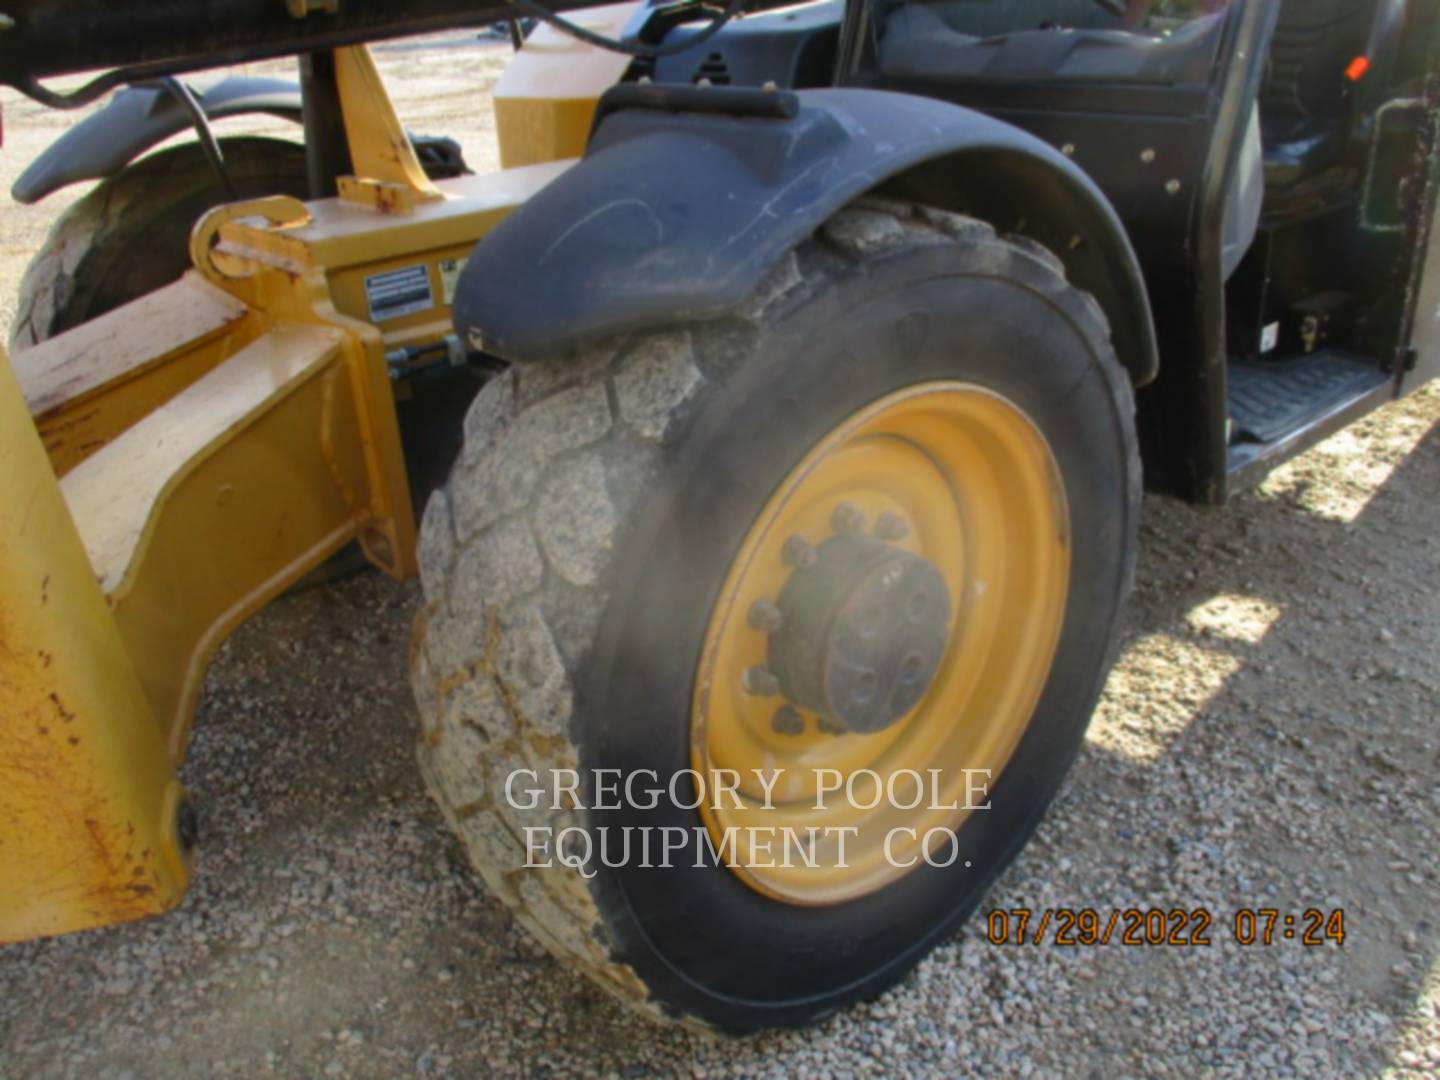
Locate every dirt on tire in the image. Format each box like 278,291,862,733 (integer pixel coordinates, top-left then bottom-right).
410,198,1141,1030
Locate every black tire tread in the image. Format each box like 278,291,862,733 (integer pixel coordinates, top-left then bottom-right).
410,198,1137,1025
10,136,307,351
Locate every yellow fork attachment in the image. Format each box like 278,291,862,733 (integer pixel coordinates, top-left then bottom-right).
0,351,190,940
0,26,621,942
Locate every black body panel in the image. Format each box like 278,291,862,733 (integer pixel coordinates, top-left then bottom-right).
11,77,303,204
647,0,844,88
847,0,1276,501
453,85,1157,385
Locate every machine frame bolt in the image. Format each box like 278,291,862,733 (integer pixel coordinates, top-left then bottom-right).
743,666,781,697
771,706,805,736
831,502,866,534
748,599,783,632
874,511,910,541
782,535,817,568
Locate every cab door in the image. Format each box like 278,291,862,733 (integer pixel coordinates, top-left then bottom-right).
1379,1,1440,390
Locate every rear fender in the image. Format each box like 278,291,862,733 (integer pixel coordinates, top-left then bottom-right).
12,75,302,204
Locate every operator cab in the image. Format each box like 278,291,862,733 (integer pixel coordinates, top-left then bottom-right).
841,0,1422,491
650,0,1427,496
866,0,1262,279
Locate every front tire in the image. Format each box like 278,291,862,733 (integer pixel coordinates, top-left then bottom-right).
411,200,1139,1030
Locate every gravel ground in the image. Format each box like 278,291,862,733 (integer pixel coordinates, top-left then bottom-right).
3,30,1439,1080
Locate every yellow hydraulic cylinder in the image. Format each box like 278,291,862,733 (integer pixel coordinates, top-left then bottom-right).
0,351,189,942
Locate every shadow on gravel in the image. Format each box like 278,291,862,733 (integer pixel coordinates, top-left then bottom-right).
1,404,1436,1078
1053,409,1440,1076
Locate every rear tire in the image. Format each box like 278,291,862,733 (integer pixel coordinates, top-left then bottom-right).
411,200,1140,1030
10,136,309,350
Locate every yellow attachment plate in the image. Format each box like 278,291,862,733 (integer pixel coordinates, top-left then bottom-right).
0,353,188,942
60,320,407,760
13,277,257,476
0,46,583,946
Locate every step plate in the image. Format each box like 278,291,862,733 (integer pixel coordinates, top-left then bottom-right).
1229,351,1389,445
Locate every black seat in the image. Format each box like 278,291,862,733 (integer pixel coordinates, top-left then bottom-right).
1259,0,1386,189
878,1,1225,85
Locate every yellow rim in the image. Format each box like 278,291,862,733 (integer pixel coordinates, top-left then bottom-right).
690,382,1071,905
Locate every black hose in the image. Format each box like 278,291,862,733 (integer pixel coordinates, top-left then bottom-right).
156,77,239,200
503,0,750,58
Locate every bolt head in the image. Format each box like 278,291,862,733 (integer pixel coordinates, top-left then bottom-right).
831,502,866,535
743,666,781,697
771,706,805,737
782,535,817,569
874,511,910,542
816,714,849,736
747,599,784,632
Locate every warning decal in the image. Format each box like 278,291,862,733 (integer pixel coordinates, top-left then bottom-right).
365,264,434,322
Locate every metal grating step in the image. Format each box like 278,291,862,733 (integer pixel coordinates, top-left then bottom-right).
1228,351,1388,446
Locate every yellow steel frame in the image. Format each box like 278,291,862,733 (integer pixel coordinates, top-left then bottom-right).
0,38,609,942
0,353,189,941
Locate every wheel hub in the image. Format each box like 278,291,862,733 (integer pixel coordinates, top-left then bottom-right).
768,532,952,735
690,382,1071,905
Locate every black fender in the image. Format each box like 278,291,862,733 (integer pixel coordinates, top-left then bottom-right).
453,86,1158,386
11,76,302,204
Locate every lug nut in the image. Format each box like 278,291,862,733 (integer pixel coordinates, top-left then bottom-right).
771,706,805,736
782,536,817,569
831,502,866,534
874,511,910,541
742,666,781,697
747,599,784,632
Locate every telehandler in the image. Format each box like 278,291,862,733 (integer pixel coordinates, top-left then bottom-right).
1,0,1436,1032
